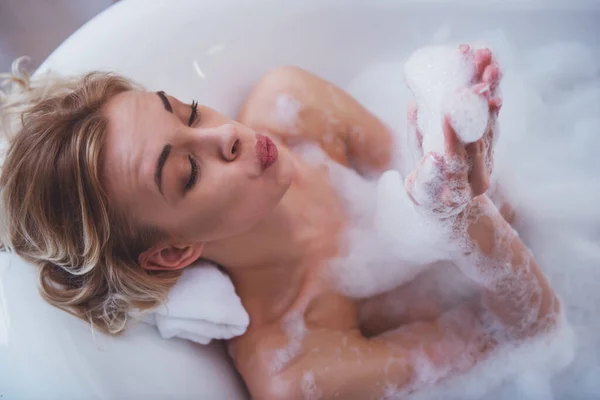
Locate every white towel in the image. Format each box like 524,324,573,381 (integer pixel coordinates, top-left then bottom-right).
146,261,250,345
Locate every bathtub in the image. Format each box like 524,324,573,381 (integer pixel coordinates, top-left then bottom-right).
1,0,599,398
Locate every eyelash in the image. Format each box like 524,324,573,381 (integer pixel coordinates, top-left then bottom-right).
188,100,199,126
183,100,199,192
184,154,198,192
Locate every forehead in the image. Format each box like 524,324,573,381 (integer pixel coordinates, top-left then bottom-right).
103,90,162,167
101,90,165,210
104,90,159,126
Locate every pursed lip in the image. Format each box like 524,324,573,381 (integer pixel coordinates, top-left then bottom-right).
256,134,278,170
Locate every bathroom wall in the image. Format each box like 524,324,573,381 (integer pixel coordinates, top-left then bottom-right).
0,0,116,71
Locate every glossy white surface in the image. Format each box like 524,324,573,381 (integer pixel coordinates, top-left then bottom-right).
2,0,599,398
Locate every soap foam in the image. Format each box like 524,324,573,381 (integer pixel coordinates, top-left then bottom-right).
301,371,323,400
321,33,599,399
443,87,490,143
404,45,488,153
270,311,307,373
274,93,303,135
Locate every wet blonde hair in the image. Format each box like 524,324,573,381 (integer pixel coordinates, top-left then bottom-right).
0,58,181,334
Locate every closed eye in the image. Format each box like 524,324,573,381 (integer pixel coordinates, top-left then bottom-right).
184,154,198,192
188,100,199,127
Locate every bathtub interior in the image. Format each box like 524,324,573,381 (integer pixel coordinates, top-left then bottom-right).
0,254,248,399
1,0,600,398
36,0,600,118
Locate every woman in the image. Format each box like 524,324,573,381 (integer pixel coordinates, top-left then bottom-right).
0,46,560,399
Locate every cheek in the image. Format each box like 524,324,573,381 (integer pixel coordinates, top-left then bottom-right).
189,178,264,237
223,178,283,227
193,163,290,238
230,181,277,219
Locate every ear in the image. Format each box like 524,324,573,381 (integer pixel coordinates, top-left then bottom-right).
139,242,205,271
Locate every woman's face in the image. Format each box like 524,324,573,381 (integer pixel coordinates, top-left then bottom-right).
102,90,295,245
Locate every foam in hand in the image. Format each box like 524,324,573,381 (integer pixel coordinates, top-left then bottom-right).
405,45,489,154
345,36,600,399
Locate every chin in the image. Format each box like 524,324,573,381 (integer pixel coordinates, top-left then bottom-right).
273,150,297,188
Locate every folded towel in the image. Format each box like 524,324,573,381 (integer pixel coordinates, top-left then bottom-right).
146,261,249,345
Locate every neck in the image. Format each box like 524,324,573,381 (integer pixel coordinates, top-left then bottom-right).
203,163,314,269
202,157,317,323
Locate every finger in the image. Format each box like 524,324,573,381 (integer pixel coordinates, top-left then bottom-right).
473,82,491,99
440,183,470,210
405,152,444,206
473,48,492,81
407,100,424,160
485,124,496,177
489,97,502,117
481,62,501,92
482,62,502,92
459,43,472,56
466,138,490,196
482,63,499,83
485,94,500,166
405,169,420,206
443,116,467,159
405,153,431,206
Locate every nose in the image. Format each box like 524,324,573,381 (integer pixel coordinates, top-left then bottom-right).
218,124,241,162
194,124,242,162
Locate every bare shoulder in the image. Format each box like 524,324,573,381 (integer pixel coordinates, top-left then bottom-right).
228,321,293,399
237,66,350,164
237,65,330,133
230,318,415,400
228,289,409,399
237,66,393,174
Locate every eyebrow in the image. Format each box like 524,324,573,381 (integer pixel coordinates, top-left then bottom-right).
155,144,172,195
156,91,173,113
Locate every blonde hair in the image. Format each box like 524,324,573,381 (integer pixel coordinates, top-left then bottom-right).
0,58,181,334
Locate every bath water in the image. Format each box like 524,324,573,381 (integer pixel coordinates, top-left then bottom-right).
307,31,600,399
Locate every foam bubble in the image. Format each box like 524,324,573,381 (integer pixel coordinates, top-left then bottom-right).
327,33,599,399
274,93,303,134
325,166,455,299
270,311,307,373
301,371,323,400
404,45,480,153
408,315,575,400
443,88,489,143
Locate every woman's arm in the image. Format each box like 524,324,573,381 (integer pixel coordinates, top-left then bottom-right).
237,66,393,176
234,197,560,400
458,195,560,334
235,95,560,400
